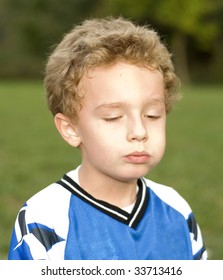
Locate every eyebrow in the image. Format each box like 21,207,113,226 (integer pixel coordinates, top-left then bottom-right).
95,98,165,112
95,102,123,112
145,97,165,105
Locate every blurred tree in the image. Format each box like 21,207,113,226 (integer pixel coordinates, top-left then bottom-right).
0,0,101,77
96,0,220,84
0,0,222,82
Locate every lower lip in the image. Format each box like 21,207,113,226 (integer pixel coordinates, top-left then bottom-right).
124,155,150,164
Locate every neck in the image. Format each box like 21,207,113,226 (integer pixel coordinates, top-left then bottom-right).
78,165,138,208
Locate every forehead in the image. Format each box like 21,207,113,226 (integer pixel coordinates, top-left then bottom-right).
79,62,164,108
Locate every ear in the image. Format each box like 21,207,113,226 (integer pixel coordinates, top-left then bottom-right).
54,113,81,147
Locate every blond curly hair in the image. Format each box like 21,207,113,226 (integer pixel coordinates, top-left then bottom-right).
44,17,180,120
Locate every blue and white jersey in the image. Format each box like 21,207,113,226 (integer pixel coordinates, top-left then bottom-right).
8,166,207,260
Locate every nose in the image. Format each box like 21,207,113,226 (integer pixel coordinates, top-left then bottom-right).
126,116,148,142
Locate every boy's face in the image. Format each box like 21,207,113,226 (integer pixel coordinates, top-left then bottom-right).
75,62,166,183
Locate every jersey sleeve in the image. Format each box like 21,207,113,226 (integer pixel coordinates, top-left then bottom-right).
8,184,70,260
8,204,52,260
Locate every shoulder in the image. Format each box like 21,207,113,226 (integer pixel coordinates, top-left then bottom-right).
20,181,71,228
143,177,192,219
26,182,71,208
23,167,80,216
144,178,208,260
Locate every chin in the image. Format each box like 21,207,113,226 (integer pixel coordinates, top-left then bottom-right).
119,166,151,181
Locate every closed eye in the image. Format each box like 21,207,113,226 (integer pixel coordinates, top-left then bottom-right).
103,116,122,122
144,114,160,119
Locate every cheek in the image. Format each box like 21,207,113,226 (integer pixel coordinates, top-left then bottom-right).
158,132,166,156
150,123,166,148
93,123,124,143
80,126,115,154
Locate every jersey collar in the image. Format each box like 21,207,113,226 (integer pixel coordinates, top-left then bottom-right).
57,174,148,229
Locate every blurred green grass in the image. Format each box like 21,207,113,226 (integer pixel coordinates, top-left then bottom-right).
0,81,222,259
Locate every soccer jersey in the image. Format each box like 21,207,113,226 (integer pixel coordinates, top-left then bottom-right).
8,166,207,260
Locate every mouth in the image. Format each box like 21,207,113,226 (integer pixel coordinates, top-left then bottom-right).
124,152,151,164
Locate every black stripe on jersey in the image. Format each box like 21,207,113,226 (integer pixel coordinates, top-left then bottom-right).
18,209,27,238
57,174,148,229
28,224,65,251
187,214,198,241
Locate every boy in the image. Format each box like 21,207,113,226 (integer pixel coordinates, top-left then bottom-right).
8,17,207,260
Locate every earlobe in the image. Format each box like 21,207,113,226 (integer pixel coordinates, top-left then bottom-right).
54,113,81,147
